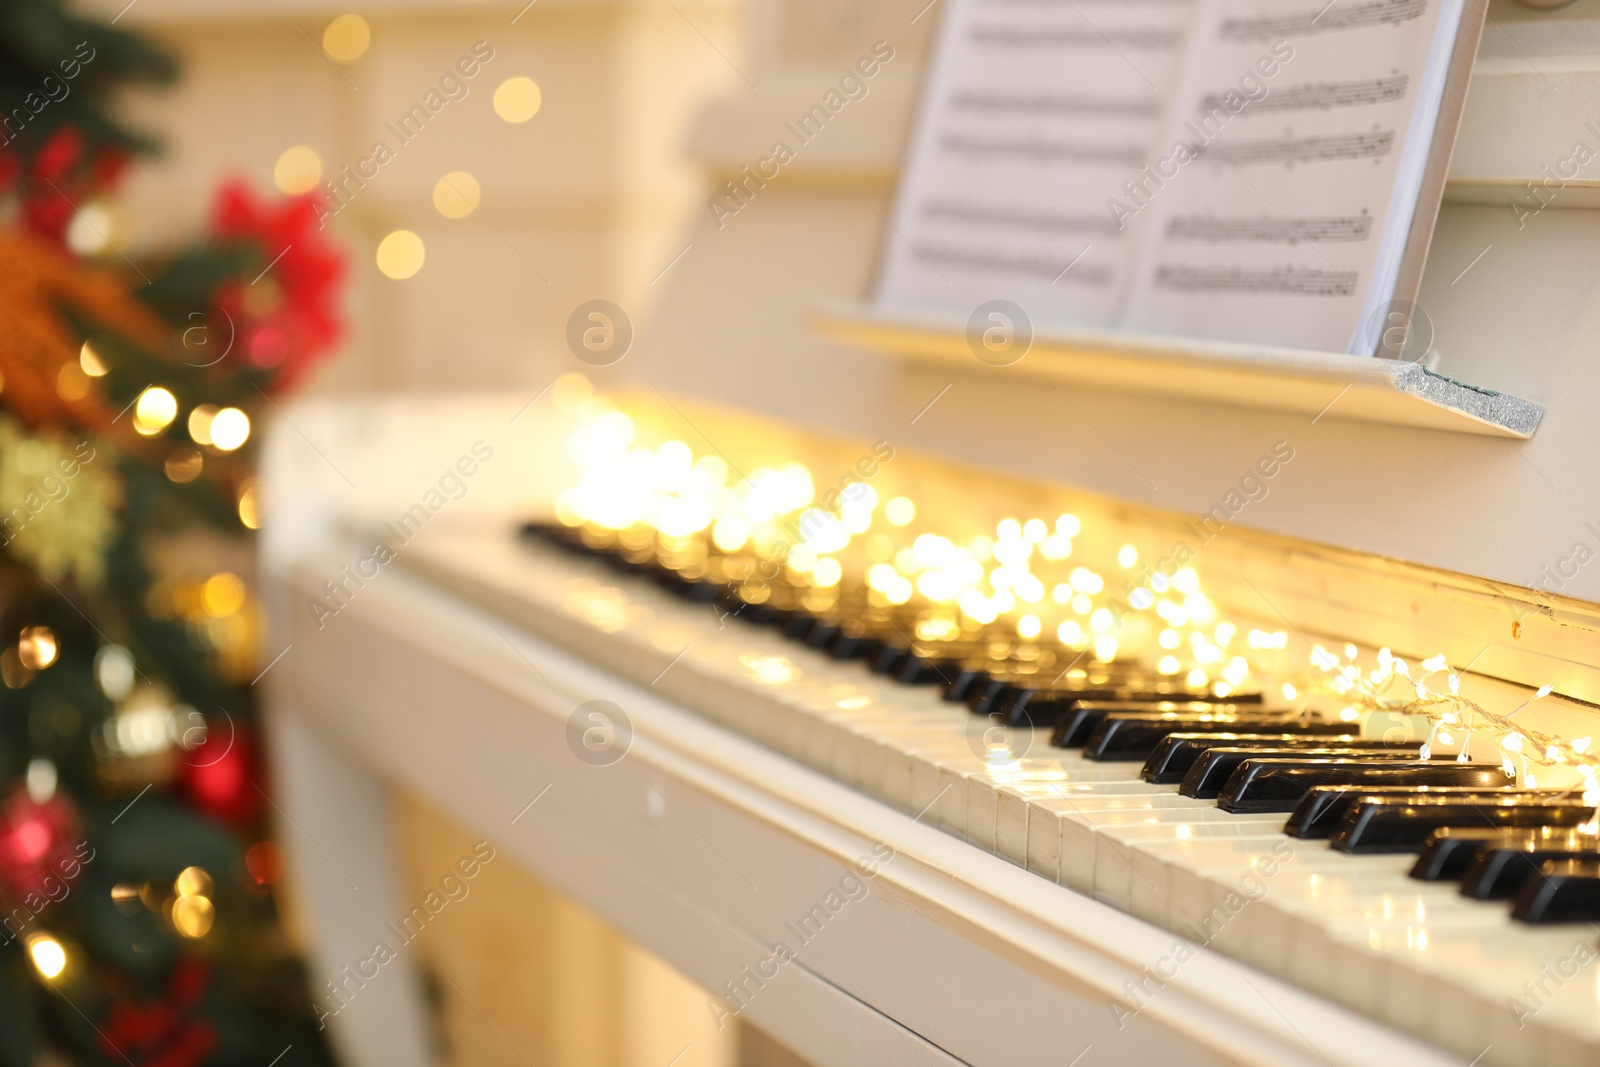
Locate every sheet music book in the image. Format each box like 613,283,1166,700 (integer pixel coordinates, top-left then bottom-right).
874,0,1484,356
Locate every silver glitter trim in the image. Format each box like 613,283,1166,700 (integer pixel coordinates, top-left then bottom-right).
1391,363,1544,438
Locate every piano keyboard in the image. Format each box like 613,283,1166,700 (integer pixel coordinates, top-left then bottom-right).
392,521,1600,1067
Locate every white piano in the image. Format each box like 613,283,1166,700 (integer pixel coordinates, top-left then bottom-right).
263,2,1600,1065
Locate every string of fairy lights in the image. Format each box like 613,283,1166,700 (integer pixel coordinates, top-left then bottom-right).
548,376,1600,802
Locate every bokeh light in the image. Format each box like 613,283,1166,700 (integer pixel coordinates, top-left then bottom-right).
209,407,251,452
322,14,371,62
493,77,541,123
27,935,66,980
433,171,481,219
273,145,323,195
376,230,425,280
133,387,178,436
79,340,108,377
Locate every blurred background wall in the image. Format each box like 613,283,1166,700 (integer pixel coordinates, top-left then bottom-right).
101,0,748,394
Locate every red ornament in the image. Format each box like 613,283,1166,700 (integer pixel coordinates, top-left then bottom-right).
99,957,218,1067
10,126,137,245
180,719,261,827
0,785,88,908
207,180,345,394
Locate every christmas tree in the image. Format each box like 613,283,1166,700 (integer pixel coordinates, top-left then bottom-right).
0,1,344,1063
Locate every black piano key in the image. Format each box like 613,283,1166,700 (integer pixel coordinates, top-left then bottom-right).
685,579,726,603
1330,796,1595,854
1284,785,1532,839
782,611,821,640
1178,745,1422,799
1143,733,1364,784
1510,858,1600,924
1052,700,1250,748
889,640,985,685
944,665,995,703
1217,761,1511,815
870,643,912,675
711,586,766,626
897,654,961,686
966,677,1018,716
1410,828,1514,882
1081,714,1347,762
520,520,558,542
825,619,895,661
1459,831,1600,899
1012,683,1260,730
804,620,843,649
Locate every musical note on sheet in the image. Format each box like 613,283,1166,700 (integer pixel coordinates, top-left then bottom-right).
875,0,1472,354
1119,0,1469,351
875,0,1199,328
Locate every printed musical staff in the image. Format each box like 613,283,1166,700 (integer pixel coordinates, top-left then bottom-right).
914,244,1114,286
951,91,1160,118
1193,130,1395,166
1219,0,1426,41
925,202,1125,235
1165,214,1373,243
1153,265,1358,296
969,24,1187,48
940,134,1148,165
1199,76,1410,115
877,0,1470,353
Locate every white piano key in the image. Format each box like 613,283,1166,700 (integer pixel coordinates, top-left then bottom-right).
493,539,1600,1062
1096,824,1286,914
1122,817,1291,923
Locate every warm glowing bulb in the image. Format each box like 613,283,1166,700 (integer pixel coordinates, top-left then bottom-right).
1017,614,1041,640
175,866,214,899
811,557,842,588
172,894,215,939
322,14,371,61
17,627,57,670
1117,544,1137,568
238,481,261,529
209,408,250,452
27,935,66,980
885,497,915,526
79,340,108,377
552,372,593,413
494,77,542,123
202,573,246,617
433,171,481,218
376,230,425,279
187,404,217,445
273,145,323,195
712,515,749,553
133,387,178,436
